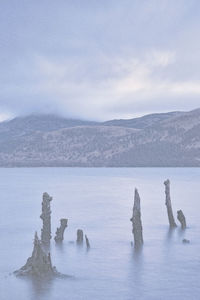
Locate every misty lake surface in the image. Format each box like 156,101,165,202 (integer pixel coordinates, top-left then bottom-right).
0,168,200,300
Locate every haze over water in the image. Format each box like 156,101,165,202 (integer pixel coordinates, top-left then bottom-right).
0,168,199,300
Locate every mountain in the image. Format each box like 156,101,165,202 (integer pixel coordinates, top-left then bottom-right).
0,109,199,167
0,114,98,137
102,111,183,129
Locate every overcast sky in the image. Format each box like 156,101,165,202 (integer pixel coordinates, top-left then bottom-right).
0,0,200,121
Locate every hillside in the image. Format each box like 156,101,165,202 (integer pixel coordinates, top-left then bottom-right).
0,109,199,167
102,111,183,129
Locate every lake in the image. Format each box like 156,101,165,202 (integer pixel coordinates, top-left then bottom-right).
0,168,199,300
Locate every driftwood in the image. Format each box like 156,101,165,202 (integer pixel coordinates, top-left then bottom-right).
164,180,177,228
130,188,143,248
40,192,52,248
54,219,68,242
177,210,186,229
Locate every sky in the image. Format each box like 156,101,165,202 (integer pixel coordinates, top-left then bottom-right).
0,0,200,121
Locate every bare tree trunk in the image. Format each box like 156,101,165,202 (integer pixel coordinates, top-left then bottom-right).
164,180,177,228
130,188,143,248
40,192,52,249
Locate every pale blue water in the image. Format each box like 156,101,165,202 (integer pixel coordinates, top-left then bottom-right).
0,168,200,300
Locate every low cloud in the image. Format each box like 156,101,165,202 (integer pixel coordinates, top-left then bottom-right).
0,1,199,120
1,51,198,121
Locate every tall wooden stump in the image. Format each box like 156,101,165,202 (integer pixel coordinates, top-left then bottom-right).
164,180,177,228
130,188,143,248
40,192,52,249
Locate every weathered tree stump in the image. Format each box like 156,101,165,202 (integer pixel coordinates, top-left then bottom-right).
85,234,90,249
76,229,83,244
164,180,177,228
54,219,68,242
40,192,52,249
177,210,186,229
130,188,143,248
14,232,58,277
182,239,190,244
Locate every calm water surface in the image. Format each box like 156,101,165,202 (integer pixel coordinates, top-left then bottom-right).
0,168,199,300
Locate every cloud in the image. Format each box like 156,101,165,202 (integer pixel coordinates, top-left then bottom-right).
146,50,176,67
1,50,198,121
0,1,200,120
0,113,12,122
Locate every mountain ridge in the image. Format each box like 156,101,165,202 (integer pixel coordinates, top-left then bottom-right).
0,108,199,167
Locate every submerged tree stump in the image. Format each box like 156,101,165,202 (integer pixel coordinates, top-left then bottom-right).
40,192,52,248
164,180,177,228
54,219,68,242
130,188,143,248
182,239,190,244
177,210,186,229
14,232,58,277
85,234,90,249
76,229,83,244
